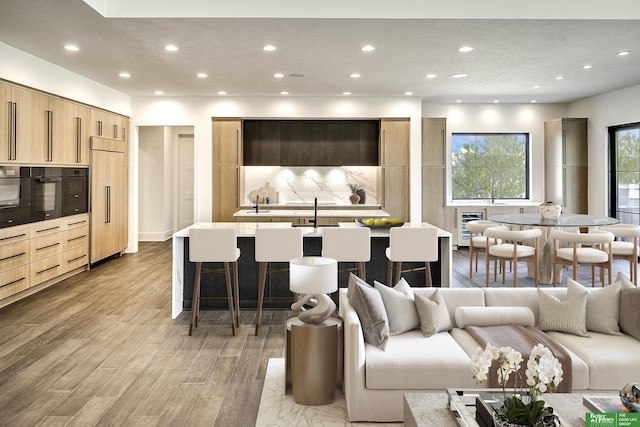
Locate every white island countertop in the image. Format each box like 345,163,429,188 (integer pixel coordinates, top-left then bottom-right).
232,209,389,218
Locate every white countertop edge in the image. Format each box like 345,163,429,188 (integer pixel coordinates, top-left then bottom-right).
233,209,389,218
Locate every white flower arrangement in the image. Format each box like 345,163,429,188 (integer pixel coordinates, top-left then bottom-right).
470,343,563,426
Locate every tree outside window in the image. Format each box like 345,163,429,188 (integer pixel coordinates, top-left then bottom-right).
452,133,529,201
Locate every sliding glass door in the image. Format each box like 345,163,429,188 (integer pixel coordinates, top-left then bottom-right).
609,123,640,224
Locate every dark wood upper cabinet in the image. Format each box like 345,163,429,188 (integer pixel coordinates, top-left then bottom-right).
242,119,379,166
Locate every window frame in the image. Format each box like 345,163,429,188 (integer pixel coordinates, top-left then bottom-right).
608,122,640,223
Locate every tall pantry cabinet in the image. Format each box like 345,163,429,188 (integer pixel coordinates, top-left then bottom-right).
544,118,588,214
212,118,242,222
379,119,410,220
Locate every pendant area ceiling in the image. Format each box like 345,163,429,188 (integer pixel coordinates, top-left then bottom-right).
1,0,640,103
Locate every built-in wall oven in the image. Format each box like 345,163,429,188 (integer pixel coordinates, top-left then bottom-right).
62,168,88,216
30,167,62,222
0,166,31,228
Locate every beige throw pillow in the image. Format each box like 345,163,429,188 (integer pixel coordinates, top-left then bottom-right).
374,278,420,335
347,274,389,350
567,278,622,335
619,287,640,341
414,289,452,337
538,288,589,337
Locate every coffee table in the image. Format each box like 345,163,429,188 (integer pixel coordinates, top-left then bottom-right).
404,389,601,427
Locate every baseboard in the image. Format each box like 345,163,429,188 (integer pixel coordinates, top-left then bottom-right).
138,229,174,242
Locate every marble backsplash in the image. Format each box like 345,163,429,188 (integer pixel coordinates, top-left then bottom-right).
243,166,378,205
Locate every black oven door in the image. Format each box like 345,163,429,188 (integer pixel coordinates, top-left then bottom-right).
30,168,62,222
0,166,31,228
62,168,88,216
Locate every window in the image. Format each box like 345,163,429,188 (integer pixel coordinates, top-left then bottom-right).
609,123,640,224
451,133,529,200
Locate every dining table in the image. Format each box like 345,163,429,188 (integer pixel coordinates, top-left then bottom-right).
488,213,619,284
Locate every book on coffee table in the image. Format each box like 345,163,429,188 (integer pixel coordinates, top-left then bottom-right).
583,396,630,413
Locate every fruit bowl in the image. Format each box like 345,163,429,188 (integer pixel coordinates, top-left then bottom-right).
356,218,404,229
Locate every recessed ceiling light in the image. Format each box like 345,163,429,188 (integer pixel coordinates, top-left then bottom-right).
456,100,462,103
493,100,500,103
582,65,593,69
555,75,565,80
217,91,226,95
197,73,208,78
154,91,164,95
458,46,474,53
532,84,542,88
280,91,289,95
118,72,130,78
425,74,437,79
617,51,631,56
164,44,178,51
64,44,79,51
263,45,276,51
451,73,468,78
350,73,361,78
404,92,414,96
343,92,351,96
361,45,375,52
273,73,284,78
531,100,537,103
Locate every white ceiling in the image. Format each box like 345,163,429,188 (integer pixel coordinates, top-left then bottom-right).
1,0,640,103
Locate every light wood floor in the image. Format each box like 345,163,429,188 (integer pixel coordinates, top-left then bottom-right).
0,241,633,426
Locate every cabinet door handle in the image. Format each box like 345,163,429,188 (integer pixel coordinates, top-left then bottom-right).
122,127,126,142
36,264,60,275
36,242,60,251
105,185,111,223
68,254,87,263
98,120,102,136
562,129,567,165
9,102,17,160
7,101,12,160
0,233,26,242
1,277,26,289
47,110,53,161
236,128,240,165
441,129,446,164
68,219,87,226
68,235,87,242
382,128,387,165
76,116,82,163
36,225,60,233
0,252,26,262
113,124,118,139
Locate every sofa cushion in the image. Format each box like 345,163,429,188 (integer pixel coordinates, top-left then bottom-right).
538,288,589,337
619,287,640,341
374,278,419,335
347,274,389,350
415,289,452,337
454,306,535,328
548,331,640,390
365,330,477,389
568,278,622,335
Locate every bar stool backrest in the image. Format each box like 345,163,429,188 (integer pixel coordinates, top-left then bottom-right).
189,227,239,262
388,227,438,262
321,227,371,262
255,227,303,262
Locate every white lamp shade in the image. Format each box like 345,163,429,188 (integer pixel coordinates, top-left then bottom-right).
289,257,338,294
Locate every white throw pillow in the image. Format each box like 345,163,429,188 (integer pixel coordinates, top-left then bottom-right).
414,289,452,337
538,288,589,337
374,278,420,335
567,278,622,335
454,306,535,328
616,272,636,289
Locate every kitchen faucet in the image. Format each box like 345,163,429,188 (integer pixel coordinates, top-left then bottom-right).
309,197,318,228
254,195,259,213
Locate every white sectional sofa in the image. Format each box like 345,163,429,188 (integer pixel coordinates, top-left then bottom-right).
338,279,640,422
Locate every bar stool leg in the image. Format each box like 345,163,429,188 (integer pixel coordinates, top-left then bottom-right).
425,262,432,287
386,259,393,287
233,261,240,327
393,261,402,285
357,262,366,282
190,262,202,336
224,262,236,336
255,261,267,336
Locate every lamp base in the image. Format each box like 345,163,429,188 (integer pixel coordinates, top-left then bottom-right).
291,293,336,324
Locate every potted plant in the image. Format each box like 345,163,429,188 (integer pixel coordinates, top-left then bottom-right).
471,343,563,426
347,183,362,204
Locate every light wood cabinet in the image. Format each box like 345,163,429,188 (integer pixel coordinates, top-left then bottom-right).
0,83,44,163
380,119,410,220
421,118,447,229
90,138,127,264
59,102,90,165
544,118,588,214
0,224,31,299
212,118,242,221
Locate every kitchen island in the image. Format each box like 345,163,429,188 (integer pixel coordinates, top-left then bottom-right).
171,222,452,318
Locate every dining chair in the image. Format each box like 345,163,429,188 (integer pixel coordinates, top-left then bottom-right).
484,226,542,287
188,226,240,336
549,229,614,287
593,224,640,285
465,220,500,279
385,226,438,287
321,226,371,281
254,227,303,335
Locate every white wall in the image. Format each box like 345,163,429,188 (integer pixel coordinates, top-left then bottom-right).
0,42,131,116
569,83,640,216
422,102,568,203
138,127,166,240
131,96,423,222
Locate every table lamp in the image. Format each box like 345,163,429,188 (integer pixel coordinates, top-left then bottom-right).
289,257,338,324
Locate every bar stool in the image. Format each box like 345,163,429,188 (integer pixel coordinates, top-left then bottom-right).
189,226,240,336
597,224,640,285
321,227,371,281
386,226,438,287
255,227,303,335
